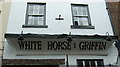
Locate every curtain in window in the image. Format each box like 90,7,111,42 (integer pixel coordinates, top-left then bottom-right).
72,5,89,26
73,6,88,16
28,16,33,25
27,4,45,26
28,4,34,15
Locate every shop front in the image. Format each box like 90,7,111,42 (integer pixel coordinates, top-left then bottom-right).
2,34,118,67
2,65,59,67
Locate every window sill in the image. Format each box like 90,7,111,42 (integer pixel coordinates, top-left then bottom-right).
71,25,95,29
22,25,48,28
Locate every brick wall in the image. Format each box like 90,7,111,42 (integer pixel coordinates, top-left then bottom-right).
106,1,120,38
2,59,65,65
118,2,120,38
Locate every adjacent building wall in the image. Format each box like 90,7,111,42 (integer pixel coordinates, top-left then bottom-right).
1,0,11,49
0,1,3,67
106,0,120,38
0,0,11,66
106,0,120,57
0,0,2,55
117,1,120,37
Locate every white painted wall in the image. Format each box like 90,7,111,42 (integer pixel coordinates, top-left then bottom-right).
6,0,114,35
3,0,118,66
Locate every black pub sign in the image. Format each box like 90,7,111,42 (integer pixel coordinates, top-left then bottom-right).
7,38,114,55
18,40,106,50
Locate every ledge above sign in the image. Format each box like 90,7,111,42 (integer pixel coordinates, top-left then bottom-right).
4,33,118,40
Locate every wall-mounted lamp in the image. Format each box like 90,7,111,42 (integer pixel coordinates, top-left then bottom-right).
18,31,24,40
106,7,109,10
66,32,72,42
106,32,112,41
55,15,64,20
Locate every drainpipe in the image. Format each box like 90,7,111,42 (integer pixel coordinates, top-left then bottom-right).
66,55,69,67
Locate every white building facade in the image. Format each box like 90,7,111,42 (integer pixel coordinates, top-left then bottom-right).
2,0,119,67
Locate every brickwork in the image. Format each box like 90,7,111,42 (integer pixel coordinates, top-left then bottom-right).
106,2,120,38
2,59,65,65
118,2,120,38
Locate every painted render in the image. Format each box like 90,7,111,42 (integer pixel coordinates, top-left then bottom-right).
3,0,118,66
6,0,114,35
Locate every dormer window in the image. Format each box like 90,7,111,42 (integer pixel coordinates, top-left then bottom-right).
71,4,95,29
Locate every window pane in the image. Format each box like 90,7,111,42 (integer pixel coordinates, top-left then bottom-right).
33,5,39,15
28,5,34,15
28,16,34,25
28,4,44,15
82,6,88,16
77,61,84,67
91,61,96,67
39,5,44,14
79,18,88,26
73,6,88,16
78,6,83,16
79,18,84,25
74,17,79,25
97,61,104,67
26,3,46,26
34,16,39,25
72,5,91,26
85,61,90,67
77,59,104,67
38,16,44,25
73,6,78,16
74,17,89,26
